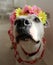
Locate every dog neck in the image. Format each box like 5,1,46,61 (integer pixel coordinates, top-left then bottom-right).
19,40,41,53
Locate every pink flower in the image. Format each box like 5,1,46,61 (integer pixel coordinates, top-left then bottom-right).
22,5,42,15
10,11,16,25
32,5,42,15
22,5,30,13
22,5,33,14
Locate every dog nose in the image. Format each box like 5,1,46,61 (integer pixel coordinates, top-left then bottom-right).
24,19,31,26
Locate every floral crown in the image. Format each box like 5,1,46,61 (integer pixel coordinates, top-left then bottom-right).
10,5,47,25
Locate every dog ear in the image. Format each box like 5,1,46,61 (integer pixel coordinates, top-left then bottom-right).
43,12,50,28
45,12,50,19
43,20,49,28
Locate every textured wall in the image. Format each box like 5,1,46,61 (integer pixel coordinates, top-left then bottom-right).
0,0,13,11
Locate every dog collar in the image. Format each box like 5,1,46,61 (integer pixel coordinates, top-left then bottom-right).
20,44,41,57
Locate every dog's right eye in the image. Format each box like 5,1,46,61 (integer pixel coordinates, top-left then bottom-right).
33,17,40,23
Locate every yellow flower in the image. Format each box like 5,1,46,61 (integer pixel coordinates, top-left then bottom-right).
15,8,22,17
38,11,47,24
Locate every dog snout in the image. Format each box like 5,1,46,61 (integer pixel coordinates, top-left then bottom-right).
19,28,27,35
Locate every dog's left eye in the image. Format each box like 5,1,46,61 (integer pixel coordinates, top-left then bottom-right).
33,17,40,23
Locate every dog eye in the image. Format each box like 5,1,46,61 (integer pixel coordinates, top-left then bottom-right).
33,17,40,23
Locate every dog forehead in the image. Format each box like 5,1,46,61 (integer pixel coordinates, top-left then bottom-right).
27,14,38,19
17,14,38,19
18,15,27,19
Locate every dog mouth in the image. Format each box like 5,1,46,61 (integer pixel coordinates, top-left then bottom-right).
16,33,40,44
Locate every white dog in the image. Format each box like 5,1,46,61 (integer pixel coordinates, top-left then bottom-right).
12,14,46,65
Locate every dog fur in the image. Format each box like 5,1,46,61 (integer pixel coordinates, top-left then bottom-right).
12,14,45,65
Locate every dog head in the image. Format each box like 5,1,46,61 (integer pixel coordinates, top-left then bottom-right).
14,14,45,44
